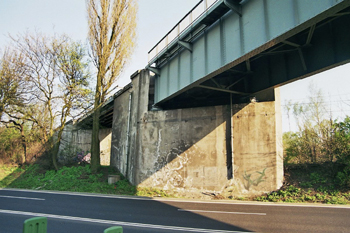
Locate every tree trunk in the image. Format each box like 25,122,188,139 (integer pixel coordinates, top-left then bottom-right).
51,124,66,171
52,140,60,171
91,70,103,173
20,124,26,164
91,107,101,173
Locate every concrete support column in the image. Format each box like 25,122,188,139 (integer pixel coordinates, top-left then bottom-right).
231,88,283,194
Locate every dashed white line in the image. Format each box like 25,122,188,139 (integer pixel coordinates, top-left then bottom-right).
0,209,251,233
0,195,45,201
178,209,266,216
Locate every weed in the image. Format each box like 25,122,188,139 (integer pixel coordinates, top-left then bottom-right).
137,187,173,197
286,185,301,196
285,197,296,203
317,186,328,193
254,196,267,201
303,194,316,202
300,182,312,188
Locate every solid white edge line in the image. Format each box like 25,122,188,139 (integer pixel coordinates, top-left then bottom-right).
0,188,148,201
178,209,266,216
2,188,350,209
0,209,251,233
0,195,45,201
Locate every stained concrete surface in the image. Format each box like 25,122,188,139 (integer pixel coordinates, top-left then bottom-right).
111,70,283,196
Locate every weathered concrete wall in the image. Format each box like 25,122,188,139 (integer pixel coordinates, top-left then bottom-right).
111,70,150,183
58,123,92,164
138,106,228,191
59,123,111,166
111,70,283,195
111,89,131,175
231,92,283,195
99,128,112,166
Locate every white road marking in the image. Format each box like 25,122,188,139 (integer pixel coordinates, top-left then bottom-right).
2,188,350,209
0,209,251,233
0,195,45,201
178,209,266,216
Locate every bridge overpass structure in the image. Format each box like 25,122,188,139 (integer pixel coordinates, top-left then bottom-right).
67,0,350,196
108,0,350,195
146,0,350,109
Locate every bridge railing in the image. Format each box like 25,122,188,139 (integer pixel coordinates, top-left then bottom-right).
148,0,218,64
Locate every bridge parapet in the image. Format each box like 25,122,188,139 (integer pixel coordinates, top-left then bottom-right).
148,0,220,64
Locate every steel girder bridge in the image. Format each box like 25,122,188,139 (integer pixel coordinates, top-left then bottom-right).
146,0,350,109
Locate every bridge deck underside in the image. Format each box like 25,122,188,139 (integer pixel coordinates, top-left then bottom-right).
153,1,350,110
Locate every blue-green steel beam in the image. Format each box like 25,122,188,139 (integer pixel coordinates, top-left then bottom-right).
224,0,242,17
178,41,193,52
151,0,350,107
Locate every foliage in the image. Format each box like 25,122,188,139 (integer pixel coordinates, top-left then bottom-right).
0,162,178,198
0,164,137,195
284,116,350,189
137,187,173,198
258,84,350,204
2,32,93,169
255,184,350,205
0,48,27,118
283,83,338,164
0,127,20,152
283,82,350,168
0,123,43,164
252,161,350,204
86,0,137,172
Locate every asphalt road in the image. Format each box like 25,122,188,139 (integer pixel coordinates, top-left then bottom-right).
1,188,350,233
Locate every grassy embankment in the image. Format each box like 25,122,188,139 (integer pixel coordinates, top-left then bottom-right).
254,163,350,204
0,163,171,198
1,162,350,204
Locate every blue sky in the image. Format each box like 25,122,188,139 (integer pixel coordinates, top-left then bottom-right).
1,0,349,132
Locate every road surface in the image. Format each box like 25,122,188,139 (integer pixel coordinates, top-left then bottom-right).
1,188,350,232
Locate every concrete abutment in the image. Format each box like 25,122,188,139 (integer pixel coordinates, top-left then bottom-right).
111,70,283,196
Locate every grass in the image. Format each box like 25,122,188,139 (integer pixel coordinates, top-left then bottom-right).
252,163,350,204
0,163,175,198
0,164,19,182
1,161,350,204
253,185,350,204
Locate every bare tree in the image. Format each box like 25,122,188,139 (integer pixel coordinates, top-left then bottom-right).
87,0,137,172
10,32,91,169
285,83,335,163
0,48,30,163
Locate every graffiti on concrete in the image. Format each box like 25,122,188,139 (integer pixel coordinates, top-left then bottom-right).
243,168,267,191
153,138,192,190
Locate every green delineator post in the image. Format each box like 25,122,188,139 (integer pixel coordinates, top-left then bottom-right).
104,226,123,233
23,217,47,233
